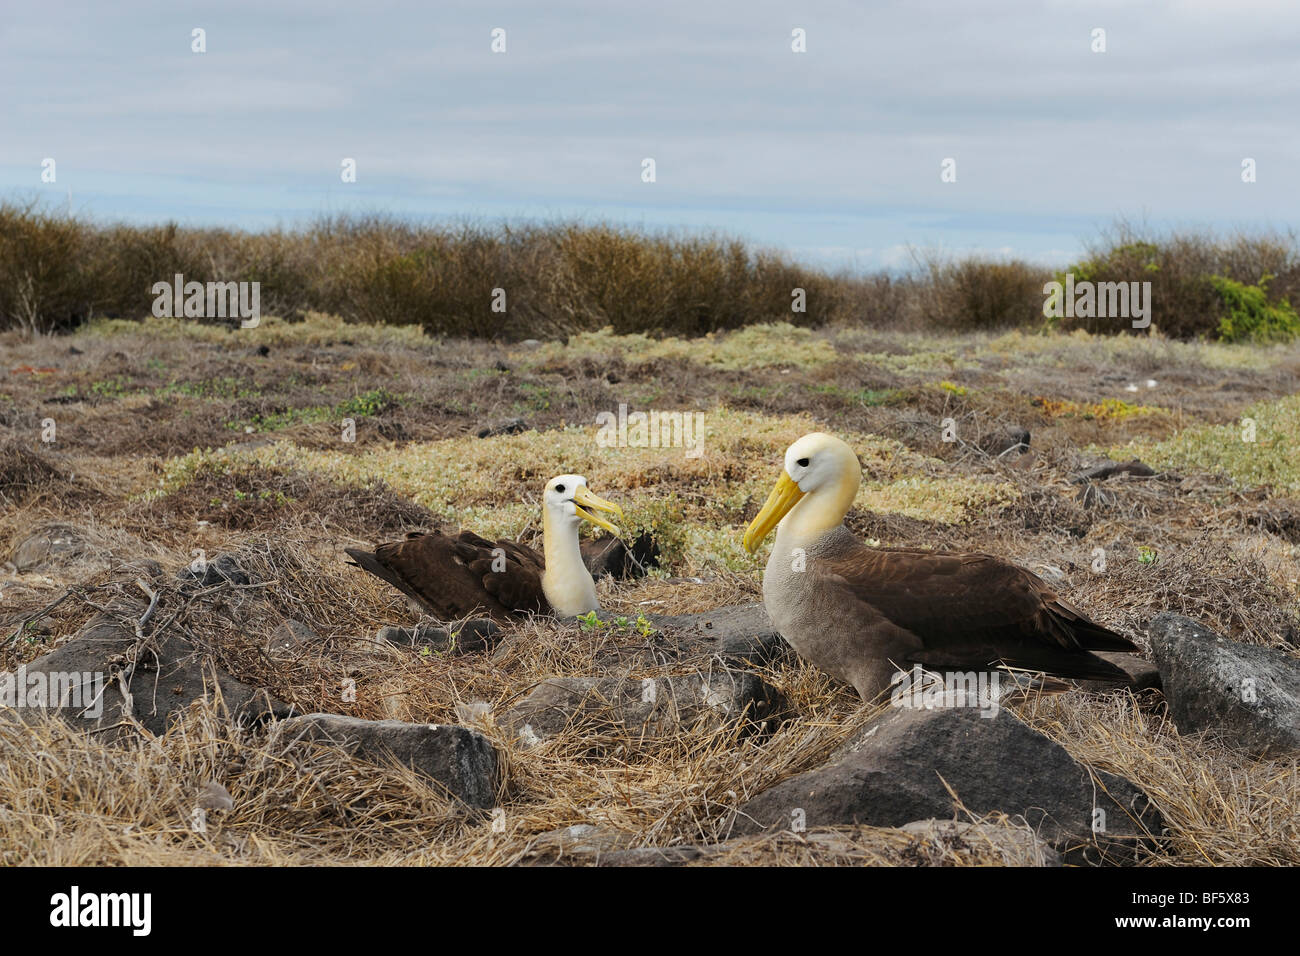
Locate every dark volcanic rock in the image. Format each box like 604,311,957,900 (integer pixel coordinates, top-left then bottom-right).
729,706,1162,865
10,598,291,739
377,618,500,654
9,524,88,572
1148,612,1300,757
979,425,1030,458
274,714,500,808
505,668,786,747
177,553,252,587
476,417,528,439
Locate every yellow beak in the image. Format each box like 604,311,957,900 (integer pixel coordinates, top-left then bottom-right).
742,471,806,553
572,485,624,535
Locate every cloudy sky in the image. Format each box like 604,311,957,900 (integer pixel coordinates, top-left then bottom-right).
3,0,1298,271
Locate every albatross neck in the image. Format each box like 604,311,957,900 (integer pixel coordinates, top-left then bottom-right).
542,508,597,615
776,467,861,548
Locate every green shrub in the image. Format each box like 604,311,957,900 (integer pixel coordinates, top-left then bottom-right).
1211,275,1300,343
1056,229,1298,339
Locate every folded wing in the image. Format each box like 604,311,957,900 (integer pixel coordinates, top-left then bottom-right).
346,529,546,621
819,545,1139,682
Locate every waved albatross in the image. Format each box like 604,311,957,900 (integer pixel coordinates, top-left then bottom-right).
346,475,623,620
742,432,1140,700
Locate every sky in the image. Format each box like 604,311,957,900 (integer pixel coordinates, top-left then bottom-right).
2,0,1298,273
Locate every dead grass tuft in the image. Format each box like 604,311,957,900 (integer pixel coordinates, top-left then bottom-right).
2,317,1298,866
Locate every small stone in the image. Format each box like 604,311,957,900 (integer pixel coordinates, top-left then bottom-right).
275,714,500,808
505,668,786,748
196,781,235,811
475,418,528,439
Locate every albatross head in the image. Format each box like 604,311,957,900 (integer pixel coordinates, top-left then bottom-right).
742,433,861,552
543,474,624,535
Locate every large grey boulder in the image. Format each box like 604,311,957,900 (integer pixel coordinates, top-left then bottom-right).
1148,612,1300,757
274,714,500,809
9,523,89,572
729,706,1162,865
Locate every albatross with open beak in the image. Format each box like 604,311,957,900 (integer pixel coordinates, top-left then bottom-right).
743,432,1140,701
347,475,624,620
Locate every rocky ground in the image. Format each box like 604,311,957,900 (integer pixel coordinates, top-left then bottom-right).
1,313,1298,866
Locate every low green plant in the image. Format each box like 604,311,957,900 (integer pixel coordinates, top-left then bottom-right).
1211,275,1300,343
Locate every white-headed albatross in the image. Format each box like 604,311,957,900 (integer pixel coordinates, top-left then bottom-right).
742,432,1140,701
347,475,623,620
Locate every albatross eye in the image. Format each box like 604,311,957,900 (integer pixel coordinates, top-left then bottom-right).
555,484,566,494
796,458,810,468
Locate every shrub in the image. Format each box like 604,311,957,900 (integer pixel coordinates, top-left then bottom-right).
1056,227,1299,340
0,200,97,333
919,257,1050,331
1211,275,1300,343
2,199,1297,342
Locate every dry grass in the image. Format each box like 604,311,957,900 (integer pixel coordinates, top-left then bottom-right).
1016,694,1300,866
2,319,1298,866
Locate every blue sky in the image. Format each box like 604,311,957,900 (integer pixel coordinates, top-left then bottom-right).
3,0,1298,272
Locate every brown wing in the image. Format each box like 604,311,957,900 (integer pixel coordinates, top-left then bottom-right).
579,531,661,579
818,544,1139,681
346,529,547,621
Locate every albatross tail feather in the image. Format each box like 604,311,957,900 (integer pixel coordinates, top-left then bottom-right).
999,645,1139,685
1049,598,1142,653
345,546,436,614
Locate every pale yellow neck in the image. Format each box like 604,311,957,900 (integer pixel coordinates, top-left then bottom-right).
541,508,599,616
777,467,860,547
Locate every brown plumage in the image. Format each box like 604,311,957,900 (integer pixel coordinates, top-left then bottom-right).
346,531,654,621
578,531,661,580
347,473,630,620
745,432,1143,700
347,530,547,621
818,543,1138,681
